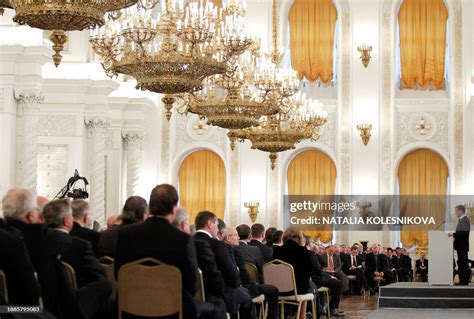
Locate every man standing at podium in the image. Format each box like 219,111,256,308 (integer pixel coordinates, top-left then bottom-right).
448,205,471,285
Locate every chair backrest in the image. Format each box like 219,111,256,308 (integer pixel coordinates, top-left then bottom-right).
99,256,116,299
61,261,78,290
194,268,205,301
118,258,183,319
262,259,298,298
244,262,259,284
0,269,8,304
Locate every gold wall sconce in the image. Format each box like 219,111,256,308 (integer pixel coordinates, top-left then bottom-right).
244,202,260,223
357,44,372,68
357,123,372,146
356,201,372,217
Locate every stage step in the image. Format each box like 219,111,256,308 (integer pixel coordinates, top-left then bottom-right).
378,282,474,309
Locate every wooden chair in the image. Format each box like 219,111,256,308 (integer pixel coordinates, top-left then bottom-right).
262,259,316,319
61,261,78,290
0,269,8,304
117,258,183,319
99,256,116,299
347,275,367,298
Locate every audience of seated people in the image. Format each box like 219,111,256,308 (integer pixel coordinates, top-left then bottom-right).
1,184,435,319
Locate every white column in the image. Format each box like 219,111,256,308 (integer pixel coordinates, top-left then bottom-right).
84,117,109,225
15,92,44,191
122,130,144,198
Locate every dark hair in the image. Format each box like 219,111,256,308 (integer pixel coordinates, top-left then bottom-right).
195,211,217,230
43,199,71,228
122,196,148,222
236,224,251,240
271,230,283,244
217,218,227,233
149,184,178,216
265,227,277,242
70,199,89,219
250,223,265,239
350,245,358,251
455,205,466,214
387,247,393,252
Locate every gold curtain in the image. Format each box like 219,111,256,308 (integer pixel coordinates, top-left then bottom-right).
179,150,226,223
398,0,448,90
398,149,449,248
289,0,338,84
287,150,337,243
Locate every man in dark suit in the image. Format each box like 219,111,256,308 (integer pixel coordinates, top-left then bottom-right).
0,218,40,306
172,208,227,319
43,199,112,319
264,227,277,247
386,248,399,279
3,188,85,319
223,226,279,319
320,246,349,293
98,195,148,258
249,223,273,262
394,247,409,282
415,251,428,282
115,184,199,318
70,199,100,254
342,245,366,294
194,211,255,319
235,224,265,275
448,205,471,285
271,230,283,248
365,244,392,294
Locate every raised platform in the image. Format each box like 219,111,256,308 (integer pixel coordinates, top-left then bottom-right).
378,282,474,309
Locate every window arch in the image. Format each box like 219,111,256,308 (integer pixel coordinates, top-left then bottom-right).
287,149,337,243
397,149,449,248
397,0,449,90
178,150,226,223
286,0,338,86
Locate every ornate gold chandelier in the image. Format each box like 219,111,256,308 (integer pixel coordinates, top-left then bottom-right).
91,0,243,120
7,0,137,66
235,96,327,169
0,1,13,16
229,0,328,169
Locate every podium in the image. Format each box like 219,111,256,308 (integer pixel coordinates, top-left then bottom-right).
428,230,453,285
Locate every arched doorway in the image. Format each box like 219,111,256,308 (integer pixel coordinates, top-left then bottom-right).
178,150,226,224
397,148,449,249
287,149,337,243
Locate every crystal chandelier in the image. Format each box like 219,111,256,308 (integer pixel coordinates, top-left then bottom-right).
230,0,328,169
235,96,327,169
91,0,237,121
6,0,137,66
179,0,302,150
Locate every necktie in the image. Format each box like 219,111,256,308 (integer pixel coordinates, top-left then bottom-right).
328,255,334,272
352,256,356,267
374,254,378,271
